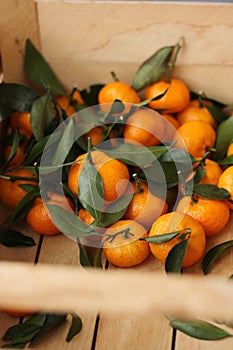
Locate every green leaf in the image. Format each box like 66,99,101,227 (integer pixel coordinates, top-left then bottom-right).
202,240,233,275
24,134,56,165
165,239,189,273
141,231,181,244
46,204,94,239
0,101,15,121
78,152,104,221
205,104,226,125
30,93,54,141
4,130,23,163
132,46,174,91
214,116,233,160
93,248,103,268
66,314,83,342
77,241,92,267
0,83,39,111
193,184,230,200
0,228,36,247
25,39,65,95
3,190,37,224
80,84,104,106
102,143,170,167
3,313,46,342
170,318,233,340
51,118,75,168
193,167,206,185
218,154,233,166
97,192,133,227
32,313,66,343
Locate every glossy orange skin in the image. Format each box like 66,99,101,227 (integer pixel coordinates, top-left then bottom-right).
145,78,190,114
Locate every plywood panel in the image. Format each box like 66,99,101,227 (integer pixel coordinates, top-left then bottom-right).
175,212,233,350
95,255,173,350
0,0,40,83
36,1,233,103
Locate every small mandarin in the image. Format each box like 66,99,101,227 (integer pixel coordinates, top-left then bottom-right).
145,78,190,114
176,196,230,237
123,109,165,146
103,219,150,268
218,165,233,210
149,212,206,267
0,168,38,208
10,112,32,139
174,120,216,158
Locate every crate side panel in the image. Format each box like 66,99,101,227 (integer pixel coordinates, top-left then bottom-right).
95,255,173,350
175,212,233,349
36,2,233,102
0,0,40,83
32,235,97,349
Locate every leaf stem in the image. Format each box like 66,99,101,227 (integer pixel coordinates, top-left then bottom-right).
165,37,184,83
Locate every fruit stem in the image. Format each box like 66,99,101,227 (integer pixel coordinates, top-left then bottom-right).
165,37,184,83
178,228,191,241
110,71,119,82
133,173,143,193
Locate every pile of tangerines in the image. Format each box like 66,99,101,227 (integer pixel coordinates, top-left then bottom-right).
0,41,233,276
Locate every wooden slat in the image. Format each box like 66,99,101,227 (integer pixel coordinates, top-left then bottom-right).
0,204,40,348
33,234,97,349
175,212,233,349
95,255,173,350
0,0,40,83
36,1,233,103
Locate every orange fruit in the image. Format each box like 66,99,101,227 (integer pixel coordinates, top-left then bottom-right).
174,120,216,158
4,144,26,167
26,193,74,235
98,81,140,113
144,78,190,113
72,90,84,105
84,126,105,147
0,168,38,208
123,109,165,146
123,182,167,228
102,219,150,267
149,212,206,267
68,150,129,202
55,95,76,117
162,114,181,142
10,111,32,139
176,196,230,237
176,104,216,128
227,143,233,157
218,165,233,210
2,309,34,317
184,159,223,188
198,159,223,185
78,208,95,225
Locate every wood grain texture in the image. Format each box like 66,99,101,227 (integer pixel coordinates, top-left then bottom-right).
0,0,40,83
36,1,233,103
175,212,233,349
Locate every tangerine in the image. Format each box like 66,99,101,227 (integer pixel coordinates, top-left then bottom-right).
10,112,32,139
174,120,216,158
102,219,150,267
123,182,167,228
68,150,129,202
149,212,206,267
176,196,230,237
0,168,38,208
26,193,74,235
123,109,165,146
176,104,216,128
144,78,190,113
218,165,233,210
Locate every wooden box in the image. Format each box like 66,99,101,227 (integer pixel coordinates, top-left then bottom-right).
0,1,233,349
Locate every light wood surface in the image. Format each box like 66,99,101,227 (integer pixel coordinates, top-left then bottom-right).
0,1,233,349
36,1,233,103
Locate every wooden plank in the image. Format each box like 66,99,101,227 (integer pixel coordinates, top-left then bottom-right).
175,212,233,350
36,1,233,103
0,0,40,83
0,204,40,348
95,255,173,350
33,234,97,349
